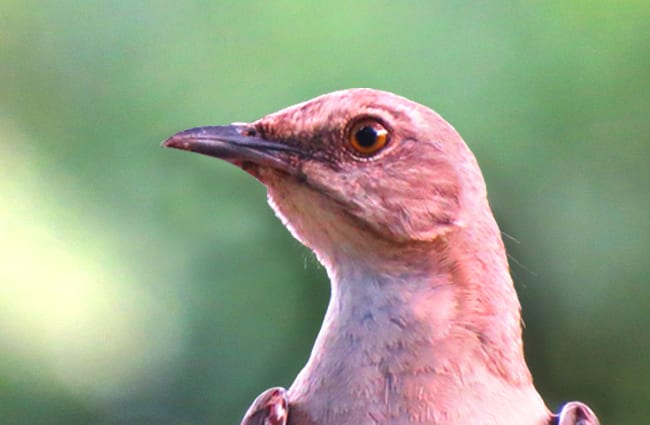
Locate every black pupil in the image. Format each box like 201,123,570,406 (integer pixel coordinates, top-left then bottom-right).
355,126,378,148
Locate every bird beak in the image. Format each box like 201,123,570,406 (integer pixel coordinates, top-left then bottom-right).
162,124,301,176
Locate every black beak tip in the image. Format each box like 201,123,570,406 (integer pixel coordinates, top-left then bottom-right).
161,126,233,151
161,133,189,150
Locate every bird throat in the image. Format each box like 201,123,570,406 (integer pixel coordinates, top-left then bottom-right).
286,227,536,424
263,168,537,423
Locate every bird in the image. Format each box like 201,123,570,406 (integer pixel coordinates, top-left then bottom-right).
163,89,599,425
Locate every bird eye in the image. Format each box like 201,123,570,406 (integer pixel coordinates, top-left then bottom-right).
348,119,389,156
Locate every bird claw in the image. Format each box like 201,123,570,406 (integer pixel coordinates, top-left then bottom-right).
240,387,289,425
553,401,599,425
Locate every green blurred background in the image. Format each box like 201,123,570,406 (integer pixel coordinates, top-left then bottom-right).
1,1,648,424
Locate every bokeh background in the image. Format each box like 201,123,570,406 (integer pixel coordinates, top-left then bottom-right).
1,1,648,424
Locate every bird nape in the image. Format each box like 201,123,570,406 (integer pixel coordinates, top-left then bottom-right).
163,88,599,425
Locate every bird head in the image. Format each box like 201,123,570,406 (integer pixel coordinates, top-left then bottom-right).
163,89,489,267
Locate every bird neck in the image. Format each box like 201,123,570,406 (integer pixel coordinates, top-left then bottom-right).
289,212,535,414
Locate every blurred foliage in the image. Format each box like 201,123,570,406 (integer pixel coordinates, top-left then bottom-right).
1,1,648,424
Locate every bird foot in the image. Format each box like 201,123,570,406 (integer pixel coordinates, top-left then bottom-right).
240,387,288,425
553,401,599,425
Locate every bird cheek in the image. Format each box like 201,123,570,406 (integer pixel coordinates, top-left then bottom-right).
360,210,432,243
348,192,461,243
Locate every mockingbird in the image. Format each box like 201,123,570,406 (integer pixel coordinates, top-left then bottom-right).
164,88,599,425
